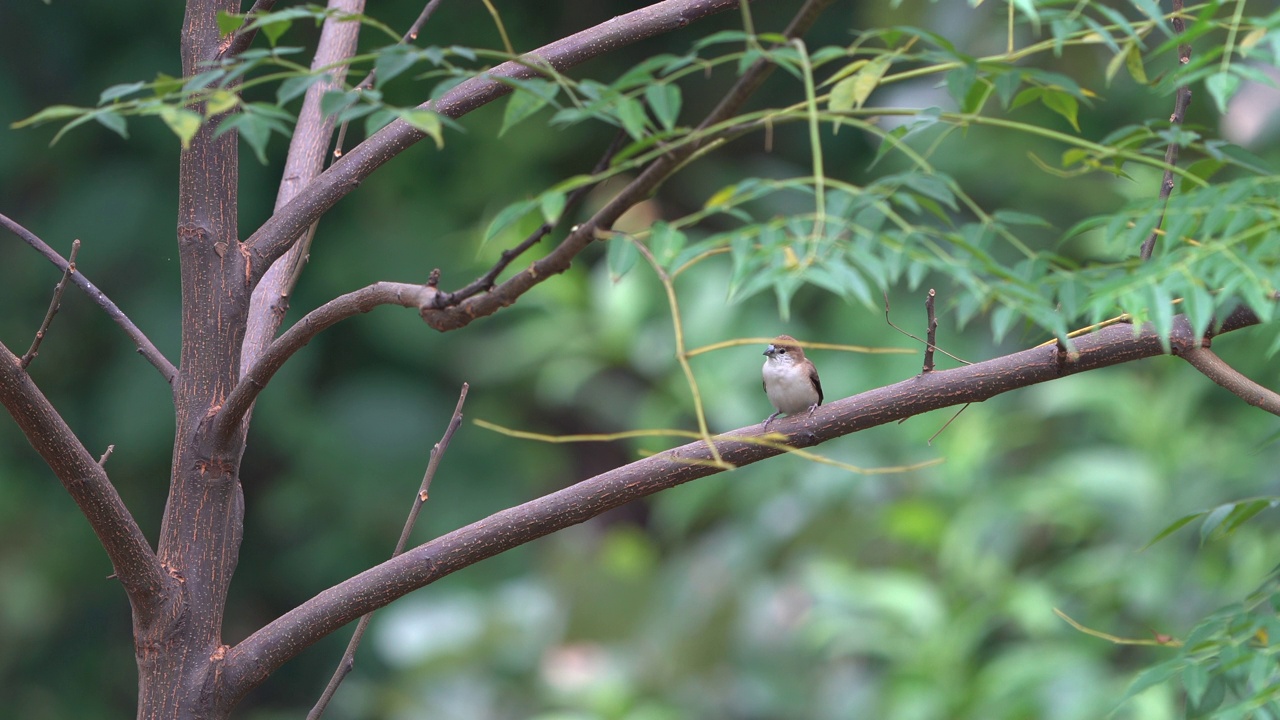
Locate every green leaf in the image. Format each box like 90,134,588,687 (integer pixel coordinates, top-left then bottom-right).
153,73,183,97
1182,158,1226,192
396,109,443,148
374,45,417,88
1125,43,1148,84
829,56,891,112
260,18,293,46
1116,658,1186,709
649,222,686,268
644,83,681,132
216,11,242,37
363,108,397,138
205,89,240,116
615,96,649,140
277,74,322,105
1200,503,1234,544
11,104,90,129
320,89,359,118
1040,89,1080,132
994,71,1022,109
1141,511,1205,551
159,106,202,149
945,64,977,107
93,111,128,139
98,82,146,106
992,210,1052,227
1205,71,1240,114
1183,663,1210,707
500,79,557,136
607,237,638,282
483,199,538,245
539,191,566,226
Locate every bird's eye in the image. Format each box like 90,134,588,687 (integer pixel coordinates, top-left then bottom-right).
778,348,787,354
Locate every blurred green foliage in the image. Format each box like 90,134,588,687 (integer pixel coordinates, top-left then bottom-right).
3,1,1280,719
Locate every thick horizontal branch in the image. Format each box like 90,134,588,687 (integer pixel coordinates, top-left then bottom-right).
215,281,439,441
220,307,1264,701
1180,345,1280,416
0,213,178,384
243,0,749,272
0,341,172,625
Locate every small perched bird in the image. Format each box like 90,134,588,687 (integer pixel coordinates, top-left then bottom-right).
761,335,823,427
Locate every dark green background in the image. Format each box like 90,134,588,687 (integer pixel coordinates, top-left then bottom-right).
3,2,1280,718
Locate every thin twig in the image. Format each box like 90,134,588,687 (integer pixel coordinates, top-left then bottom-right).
922,288,937,374
217,0,280,60
98,444,116,467
928,404,969,445
883,291,971,366
1181,345,1280,416
21,239,81,369
333,0,447,157
1,213,177,383
308,383,470,720
432,130,629,309
1139,0,1191,261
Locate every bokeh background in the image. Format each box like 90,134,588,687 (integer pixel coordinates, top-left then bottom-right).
3,1,1280,718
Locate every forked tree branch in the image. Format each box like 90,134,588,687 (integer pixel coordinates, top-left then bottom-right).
242,0,366,376
220,306,1265,702
431,129,629,311
0,341,172,625
216,281,440,441
418,0,835,332
242,0,753,273
1179,345,1280,416
1,213,178,383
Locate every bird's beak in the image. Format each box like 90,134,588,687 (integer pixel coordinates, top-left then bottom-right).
763,345,775,357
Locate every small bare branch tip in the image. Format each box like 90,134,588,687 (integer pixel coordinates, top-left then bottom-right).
922,288,938,375
20,238,82,369
98,444,115,466
427,268,440,288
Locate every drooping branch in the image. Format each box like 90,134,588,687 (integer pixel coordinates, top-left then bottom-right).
220,306,1265,702
1,213,178,383
1179,345,1280,416
0,341,172,625
242,0,753,274
217,281,440,441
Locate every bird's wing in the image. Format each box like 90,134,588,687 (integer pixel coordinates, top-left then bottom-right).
810,367,824,405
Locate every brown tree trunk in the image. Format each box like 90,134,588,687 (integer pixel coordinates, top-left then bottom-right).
137,0,247,716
